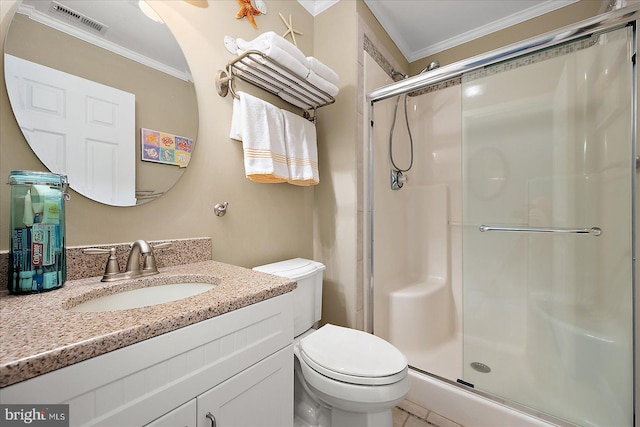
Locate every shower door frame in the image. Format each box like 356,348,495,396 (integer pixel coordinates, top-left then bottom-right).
366,4,639,425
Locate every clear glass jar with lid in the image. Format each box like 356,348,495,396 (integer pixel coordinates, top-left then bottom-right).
8,170,69,294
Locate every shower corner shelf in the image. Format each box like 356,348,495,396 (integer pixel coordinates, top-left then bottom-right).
216,50,335,122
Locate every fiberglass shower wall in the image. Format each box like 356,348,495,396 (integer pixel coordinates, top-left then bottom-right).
368,51,464,382
461,27,633,426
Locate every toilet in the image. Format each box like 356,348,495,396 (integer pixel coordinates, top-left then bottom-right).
253,258,409,427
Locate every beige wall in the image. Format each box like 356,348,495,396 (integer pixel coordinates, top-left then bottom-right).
311,0,408,330
313,1,359,328
0,0,316,269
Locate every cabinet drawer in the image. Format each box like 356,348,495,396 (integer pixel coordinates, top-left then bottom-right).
197,345,293,427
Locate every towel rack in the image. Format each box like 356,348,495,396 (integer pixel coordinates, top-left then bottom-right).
478,225,602,236
216,50,335,122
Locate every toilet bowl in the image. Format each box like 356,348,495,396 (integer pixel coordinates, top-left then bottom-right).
253,258,409,427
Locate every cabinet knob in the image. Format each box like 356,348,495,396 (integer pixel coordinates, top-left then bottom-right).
206,412,217,427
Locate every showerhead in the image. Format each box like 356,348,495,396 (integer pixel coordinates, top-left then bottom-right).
420,60,440,74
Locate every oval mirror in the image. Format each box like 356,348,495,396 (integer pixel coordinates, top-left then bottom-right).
4,0,198,206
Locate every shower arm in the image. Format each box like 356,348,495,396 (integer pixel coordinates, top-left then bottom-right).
478,225,602,236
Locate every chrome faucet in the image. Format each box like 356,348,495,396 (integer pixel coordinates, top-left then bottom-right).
83,240,171,282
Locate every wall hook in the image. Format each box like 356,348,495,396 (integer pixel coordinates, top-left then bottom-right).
214,201,229,217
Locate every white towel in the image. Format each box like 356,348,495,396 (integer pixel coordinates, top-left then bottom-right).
236,53,305,89
238,91,289,183
235,65,332,109
236,32,309,79
306,57,339,85
282,110,319,186
238,32,308,65
230,97,242,141
233,67,318,110
306,70,339,97
277,90,323,110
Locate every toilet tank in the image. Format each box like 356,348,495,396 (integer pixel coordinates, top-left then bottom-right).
253,258,325,337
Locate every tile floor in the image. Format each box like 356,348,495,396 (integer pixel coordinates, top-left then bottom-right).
393,399,463,427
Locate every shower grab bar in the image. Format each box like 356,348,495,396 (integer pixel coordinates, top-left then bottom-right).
478,225,602,236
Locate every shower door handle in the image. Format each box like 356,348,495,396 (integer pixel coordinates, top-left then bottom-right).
478,225,602,236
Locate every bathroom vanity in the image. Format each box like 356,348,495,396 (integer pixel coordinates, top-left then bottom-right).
0,261,295,426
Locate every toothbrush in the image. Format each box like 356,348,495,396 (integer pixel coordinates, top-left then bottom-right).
19,270,33,292
22,190,33,227
29,185,47,217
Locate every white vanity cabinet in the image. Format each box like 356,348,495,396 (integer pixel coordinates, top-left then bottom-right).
145,345,292,427
146,399,196,427
0,293,294,427
196,345,292,427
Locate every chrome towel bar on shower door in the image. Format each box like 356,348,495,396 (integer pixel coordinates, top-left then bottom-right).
478,225,602,236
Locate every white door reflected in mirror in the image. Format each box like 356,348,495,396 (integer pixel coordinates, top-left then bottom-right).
4,0,199,206
6,54,136,206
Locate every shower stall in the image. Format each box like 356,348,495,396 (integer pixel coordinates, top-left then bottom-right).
367,6,637,427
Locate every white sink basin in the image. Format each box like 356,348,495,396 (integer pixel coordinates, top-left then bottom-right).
69,283,215,312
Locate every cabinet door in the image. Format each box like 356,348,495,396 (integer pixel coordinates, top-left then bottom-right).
197,345,293,427
145,399,196,427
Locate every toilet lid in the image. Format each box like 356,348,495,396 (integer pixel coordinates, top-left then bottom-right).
299,324,407,386
253,258,325,280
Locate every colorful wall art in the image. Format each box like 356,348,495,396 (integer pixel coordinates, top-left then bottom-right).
141,128,193,168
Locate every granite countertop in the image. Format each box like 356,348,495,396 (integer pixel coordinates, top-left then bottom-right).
0,260,295,388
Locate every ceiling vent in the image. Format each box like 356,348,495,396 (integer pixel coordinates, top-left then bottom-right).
49,1,108,34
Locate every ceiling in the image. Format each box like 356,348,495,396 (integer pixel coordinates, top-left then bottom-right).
362,0,581,62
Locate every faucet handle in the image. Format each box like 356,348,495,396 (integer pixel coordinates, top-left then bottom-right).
83,247,112,255
142,252,158,273
83,247,121,280
142,242,172,273
152,242,172,250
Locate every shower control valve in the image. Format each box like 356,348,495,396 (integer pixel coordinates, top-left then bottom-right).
391,170,407,190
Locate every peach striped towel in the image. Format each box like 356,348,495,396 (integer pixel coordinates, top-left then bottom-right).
282,110,319,186
238,91,289,183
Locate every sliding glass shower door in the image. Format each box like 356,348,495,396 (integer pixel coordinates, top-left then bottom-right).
461,26,634,426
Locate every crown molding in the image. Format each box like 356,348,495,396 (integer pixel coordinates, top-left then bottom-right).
297,0,340,16
408,0,579,61
366,0,580,62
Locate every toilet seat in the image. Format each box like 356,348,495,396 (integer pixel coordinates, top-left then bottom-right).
299,324,407,386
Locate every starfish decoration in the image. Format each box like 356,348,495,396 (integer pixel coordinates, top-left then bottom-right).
279,12,303,46
236,0,262,29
